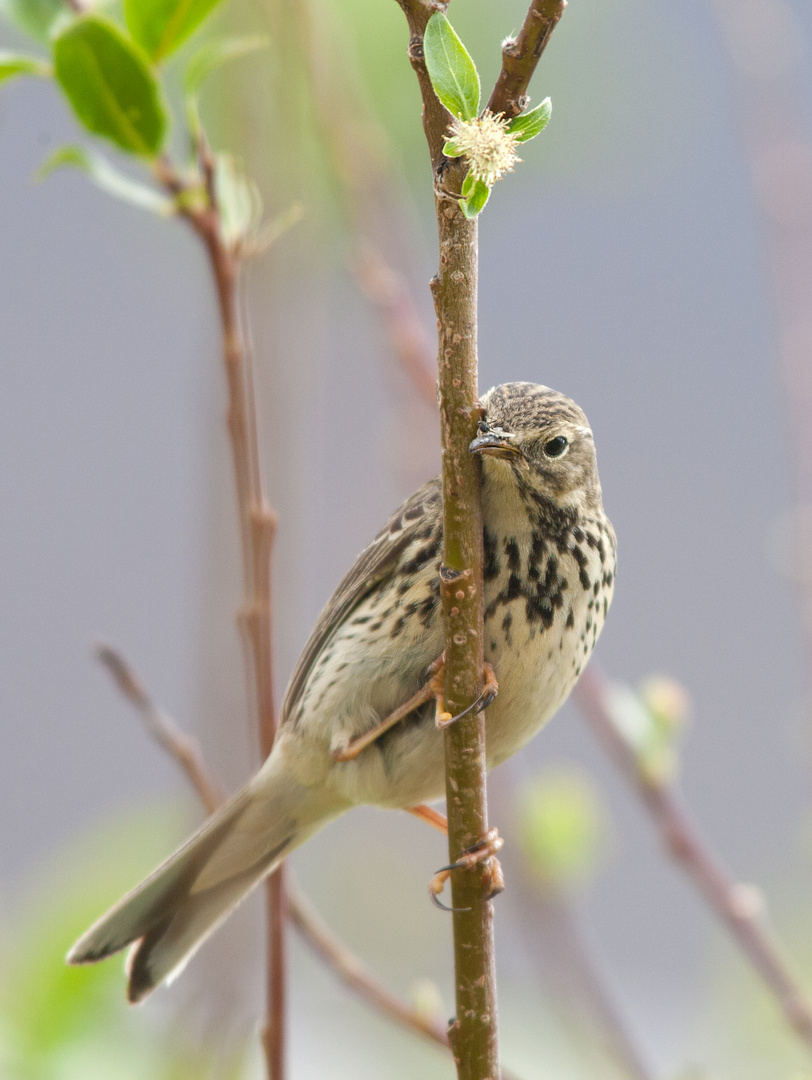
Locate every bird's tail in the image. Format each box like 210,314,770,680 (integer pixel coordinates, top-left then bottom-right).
67,748,342,1002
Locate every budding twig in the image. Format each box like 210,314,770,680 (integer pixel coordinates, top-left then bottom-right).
394,4,568,1076
576,664,812,1054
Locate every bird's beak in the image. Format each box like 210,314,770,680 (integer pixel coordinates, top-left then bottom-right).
468,432,521,459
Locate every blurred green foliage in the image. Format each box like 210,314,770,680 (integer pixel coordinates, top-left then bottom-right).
517,770,605,890
0,805,246,1079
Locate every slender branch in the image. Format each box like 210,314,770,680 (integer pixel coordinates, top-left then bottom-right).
487,0,567,119
516,882,655,1080
95,644,225,815
397,9,494,1080
576,664,812,1053
707,0,812,738
289,0,436,408
286,874,450,1049
153,152,285,1080
395,5,568,1075
353,245,437,409
395,1,458,169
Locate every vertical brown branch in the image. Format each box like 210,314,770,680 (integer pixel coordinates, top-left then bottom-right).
395,2,568,1074
394,3,498,1076
433,211,499,1079
154,153,286,1080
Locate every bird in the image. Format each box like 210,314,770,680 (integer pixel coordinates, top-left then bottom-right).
67,381,616,1002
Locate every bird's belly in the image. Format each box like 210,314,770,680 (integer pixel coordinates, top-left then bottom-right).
482,601,581,768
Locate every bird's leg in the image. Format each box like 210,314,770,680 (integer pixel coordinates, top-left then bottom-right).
331,656,498,763
407,804,448,834
429,827,505,910
331,658,445,762
434,661,499,730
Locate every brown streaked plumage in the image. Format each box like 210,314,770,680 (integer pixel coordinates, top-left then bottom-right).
68,382,616,1001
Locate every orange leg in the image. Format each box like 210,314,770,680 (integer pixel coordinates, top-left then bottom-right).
407,804,448,834
331,659,443,762
332,656,498,762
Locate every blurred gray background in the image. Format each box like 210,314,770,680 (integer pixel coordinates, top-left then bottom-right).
3,0,812,1075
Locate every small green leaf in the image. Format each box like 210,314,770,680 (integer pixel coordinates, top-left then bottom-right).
183,35,268,96
126,0,225,62
0,0,63,44
53,16,169,157
506,97,552,143
442,136,464,158
0,51,50,85
460,176,489,218
214,152,262,246
423,12,479,121
37,145,174,215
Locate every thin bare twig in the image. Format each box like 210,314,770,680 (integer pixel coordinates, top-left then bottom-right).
515,882,655,1080
153,151,285,1080
487,0,567,119
95,644,224,815
353,245,437,409
576,664,812,1053
286,874,450,1049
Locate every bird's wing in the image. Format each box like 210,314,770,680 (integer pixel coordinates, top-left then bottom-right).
280,477,442,726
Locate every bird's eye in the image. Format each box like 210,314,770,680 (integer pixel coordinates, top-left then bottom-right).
543,436,568,458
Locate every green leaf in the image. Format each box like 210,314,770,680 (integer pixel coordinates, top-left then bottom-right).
214,152,262,245
37,145,174,215
442,136,464,158
518,772,604,889
183,35,267,96
53,16,169,157
126,0,225,62
423,12,479,121
460,175,489,218
506,97,552,143
0,51,50,85
0,0,63,44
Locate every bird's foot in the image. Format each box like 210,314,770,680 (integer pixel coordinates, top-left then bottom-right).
434,662,499,730
429,827,505,910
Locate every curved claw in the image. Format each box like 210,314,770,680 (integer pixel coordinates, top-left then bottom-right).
428,827,505,910
429,886,471,913
435,663,499,730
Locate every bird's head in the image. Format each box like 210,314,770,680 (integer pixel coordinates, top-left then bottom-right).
470,382,603,516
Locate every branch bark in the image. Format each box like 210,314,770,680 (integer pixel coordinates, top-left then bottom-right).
154,148,285,1080
395,4,567,1075
487,0,567,118
576,664,812,1054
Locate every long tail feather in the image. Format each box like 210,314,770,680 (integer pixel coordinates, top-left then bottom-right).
67,752,341,1000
